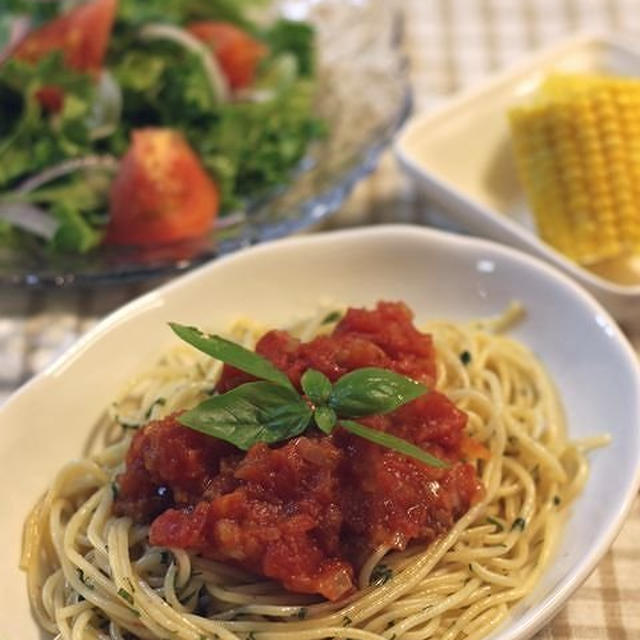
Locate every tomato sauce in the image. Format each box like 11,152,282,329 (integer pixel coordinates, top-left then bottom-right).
115,302,484,601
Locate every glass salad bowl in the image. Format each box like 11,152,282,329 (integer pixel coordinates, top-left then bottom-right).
0,0,410,287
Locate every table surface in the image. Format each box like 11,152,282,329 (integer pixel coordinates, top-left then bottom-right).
1,1,639,638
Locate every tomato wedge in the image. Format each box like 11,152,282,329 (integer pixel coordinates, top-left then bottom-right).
13,0,117,73
106,129,219,247
187,21,267,90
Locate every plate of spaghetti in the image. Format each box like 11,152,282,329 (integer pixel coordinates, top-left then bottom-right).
2,225,639,640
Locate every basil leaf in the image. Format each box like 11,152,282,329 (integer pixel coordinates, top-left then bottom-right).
169,323,293,389
314,406,336,434
301,369,332,405
339,420,449,469
179,382,312,450
329,368,427,417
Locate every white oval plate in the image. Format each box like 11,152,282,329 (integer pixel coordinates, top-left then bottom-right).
395,33,640,326
1,225,639,640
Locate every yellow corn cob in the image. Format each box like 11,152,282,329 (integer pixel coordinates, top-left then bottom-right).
509,73,640,265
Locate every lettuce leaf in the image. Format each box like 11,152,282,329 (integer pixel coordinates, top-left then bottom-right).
194,81,324,209
1,0,59,25
51,202,103,254
0,53,95,189
109,40,323,210
264,20,315,77
115,0,266,30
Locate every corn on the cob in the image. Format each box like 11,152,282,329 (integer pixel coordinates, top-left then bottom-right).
509,73,640,265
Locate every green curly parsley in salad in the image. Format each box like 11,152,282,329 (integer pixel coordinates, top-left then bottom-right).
0,0,323,252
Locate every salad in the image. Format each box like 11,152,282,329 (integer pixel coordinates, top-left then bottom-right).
0,0,322,253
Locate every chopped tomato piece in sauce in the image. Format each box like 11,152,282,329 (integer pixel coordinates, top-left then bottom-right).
105,128,220,247
187,21,267,90
115,302,485,601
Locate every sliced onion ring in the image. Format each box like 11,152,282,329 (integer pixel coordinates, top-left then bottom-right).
88,71,123,140
139,23,230,104
0,17,30,65
16,155,120,194
0,203,58,240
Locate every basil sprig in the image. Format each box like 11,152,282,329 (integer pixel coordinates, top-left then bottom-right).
170,323,449,468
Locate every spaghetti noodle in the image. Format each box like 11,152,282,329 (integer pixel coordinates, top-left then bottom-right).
21,304,599,640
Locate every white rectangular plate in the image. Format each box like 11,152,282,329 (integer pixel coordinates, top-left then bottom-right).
395,33,640,325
